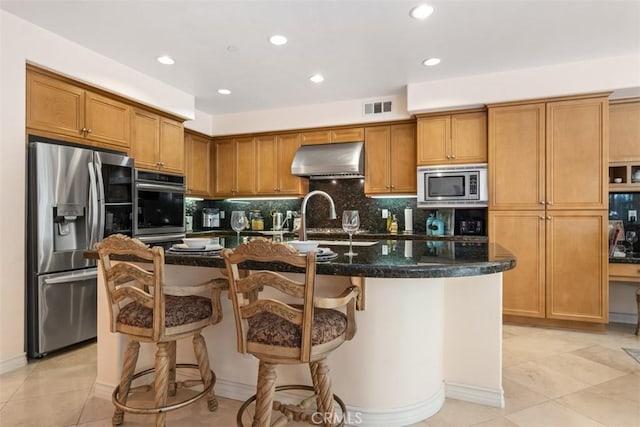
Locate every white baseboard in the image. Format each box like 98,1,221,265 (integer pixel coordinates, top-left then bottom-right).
345,384,445,426
445,381,505,408
0,353,27,375
94,379,508,426
610,312,638,325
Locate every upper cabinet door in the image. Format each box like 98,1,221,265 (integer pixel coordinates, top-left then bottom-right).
609,99,640,162
364,126,392,194
417,116,449,165
185,132,212,197
276,133,303,195
214,139,235,196
234,137,256,195
450,112,487,163
130,108,160,170
488,103,546,210
85,91,130,149
300,130,331,145
389,123,417,193
331,127,364,143
255,135,278,194
158,117,185,175
27,71,85,138
546,97,608,210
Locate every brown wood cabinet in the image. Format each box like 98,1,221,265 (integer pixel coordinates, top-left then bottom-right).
256,133,306,196
416,111,487,165
364,123,416,195
608,99,640,192
185,130,212,197
609,263,640,283
489,96,608,211
27,68,130,150
214,137,256,197
300,127,364,145
490,210,608,323
130,108,185,175
488,94,610,324
609,99,640,162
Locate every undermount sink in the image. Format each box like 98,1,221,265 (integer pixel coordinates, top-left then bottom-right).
311,240,379,247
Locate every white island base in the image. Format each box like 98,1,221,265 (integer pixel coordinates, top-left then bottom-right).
94,266,504,427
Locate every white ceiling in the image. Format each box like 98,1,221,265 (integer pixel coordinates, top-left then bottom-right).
2,1,639,116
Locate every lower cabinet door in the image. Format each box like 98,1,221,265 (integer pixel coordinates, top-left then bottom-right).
489,210,546,318
546,210,608,323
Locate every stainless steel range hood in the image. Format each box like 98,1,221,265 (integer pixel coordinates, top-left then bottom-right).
291,141,364,179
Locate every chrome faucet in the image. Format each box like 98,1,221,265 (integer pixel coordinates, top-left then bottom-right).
299,190,337,241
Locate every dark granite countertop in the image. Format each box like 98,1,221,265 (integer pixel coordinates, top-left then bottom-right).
87,237,515,279
188,228,488,243
609,256,640,264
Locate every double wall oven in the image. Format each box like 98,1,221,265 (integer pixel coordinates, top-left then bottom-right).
134,170,186,245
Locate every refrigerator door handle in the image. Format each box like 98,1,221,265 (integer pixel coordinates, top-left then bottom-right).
43,269,98,285
94,162,106,242
88,162,99,249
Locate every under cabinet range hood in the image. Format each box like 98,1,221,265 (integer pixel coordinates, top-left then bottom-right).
291,141,364,179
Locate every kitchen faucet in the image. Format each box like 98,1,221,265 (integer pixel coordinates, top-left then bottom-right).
299,190,337,241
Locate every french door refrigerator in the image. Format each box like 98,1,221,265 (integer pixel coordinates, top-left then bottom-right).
26,136,134,357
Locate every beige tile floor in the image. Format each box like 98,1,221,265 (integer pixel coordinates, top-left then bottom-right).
1,323,639,426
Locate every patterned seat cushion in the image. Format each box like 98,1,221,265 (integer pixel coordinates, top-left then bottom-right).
117,295,212,329
247,307,347,348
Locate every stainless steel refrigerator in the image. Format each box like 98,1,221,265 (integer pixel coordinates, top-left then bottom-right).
26,137,134,357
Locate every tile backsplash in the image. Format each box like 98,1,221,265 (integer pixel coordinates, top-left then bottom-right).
609,192,640,228
189,179,477,234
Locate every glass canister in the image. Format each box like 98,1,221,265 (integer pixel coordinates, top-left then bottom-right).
250,212,264,231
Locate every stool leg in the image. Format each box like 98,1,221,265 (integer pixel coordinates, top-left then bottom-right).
168,341,177,397
253,361,277,427
154,342,171,427
193,333,218,411
113,340,140,426
311,359,335,427
635,289,640,335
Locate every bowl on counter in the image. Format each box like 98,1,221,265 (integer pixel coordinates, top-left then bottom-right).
182,237,212,248
287,240,319,253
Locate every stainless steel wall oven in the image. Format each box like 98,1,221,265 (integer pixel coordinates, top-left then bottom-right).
134,170,186,244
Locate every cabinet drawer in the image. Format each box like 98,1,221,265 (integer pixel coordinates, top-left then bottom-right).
609,263,640,282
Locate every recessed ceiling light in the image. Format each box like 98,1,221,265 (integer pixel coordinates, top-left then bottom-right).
156,55,175,65
217,89,231,95
269,35,288,46
410,4,434,20
309,74,324,83
422,57,441,66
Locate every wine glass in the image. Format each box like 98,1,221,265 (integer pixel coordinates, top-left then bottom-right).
626,230,638,256
231,211,246,244
342,210,360,256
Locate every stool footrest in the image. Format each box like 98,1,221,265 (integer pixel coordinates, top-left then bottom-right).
237,384,347,427
112,363,216,415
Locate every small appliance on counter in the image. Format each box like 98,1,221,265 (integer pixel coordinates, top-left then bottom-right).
454,208,487,236
202,208,220,228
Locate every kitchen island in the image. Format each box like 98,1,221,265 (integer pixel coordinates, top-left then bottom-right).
90,238,515,426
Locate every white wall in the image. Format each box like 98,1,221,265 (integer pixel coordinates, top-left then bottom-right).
210,93,411,136
406,54,640,113
0,10,197,373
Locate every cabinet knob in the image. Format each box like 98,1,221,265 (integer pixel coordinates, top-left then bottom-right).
540,201,546,205
451,155,456,159
81,127,87,134
546,216,551,220
547,201,552,205
446,155,451,159
539,216,545,220
86,128,92,134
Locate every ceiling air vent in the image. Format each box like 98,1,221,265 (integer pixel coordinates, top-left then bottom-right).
363,100,392,116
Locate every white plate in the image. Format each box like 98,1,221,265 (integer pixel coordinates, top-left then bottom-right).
171,243,223,252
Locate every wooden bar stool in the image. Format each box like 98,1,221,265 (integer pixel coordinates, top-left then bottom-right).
95,234,226,427
221,238,359,427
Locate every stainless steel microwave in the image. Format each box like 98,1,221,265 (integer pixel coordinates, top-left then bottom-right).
417,163,488,208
